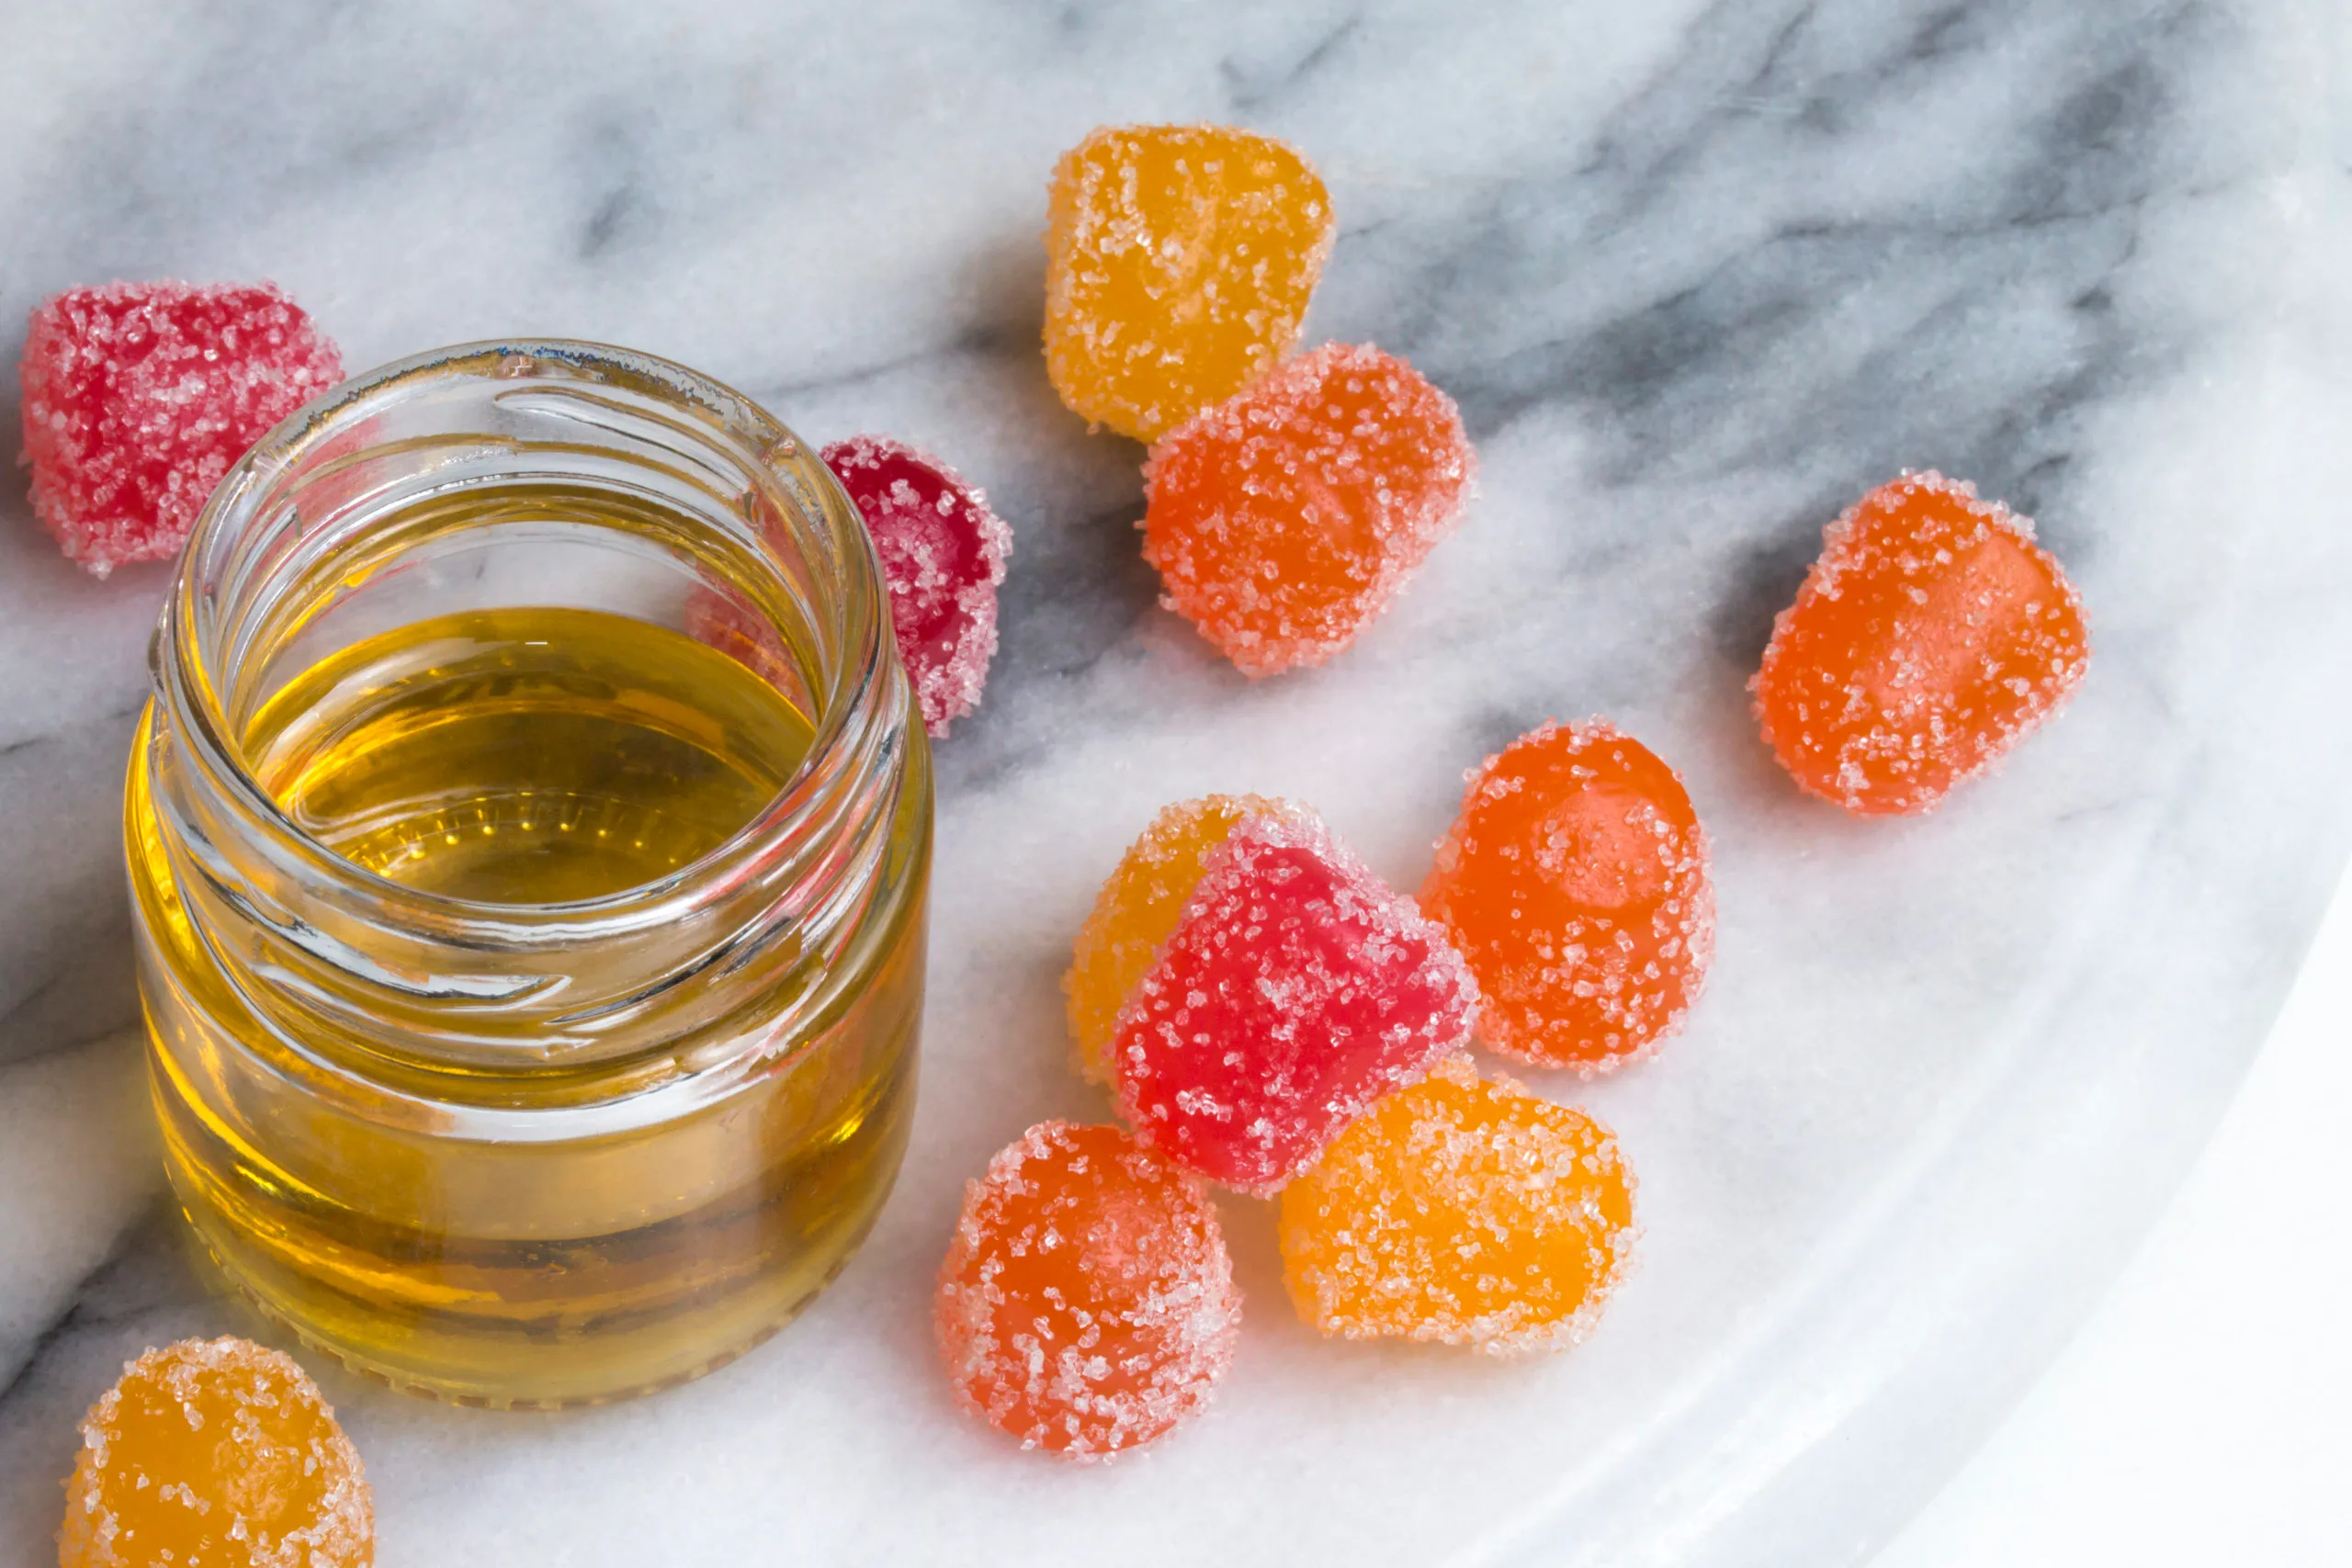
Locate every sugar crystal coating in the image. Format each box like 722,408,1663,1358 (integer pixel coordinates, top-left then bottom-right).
20,281,344,576
1752,471,2090,815
1063,794,1311,1085
935,1121,1240,1461
1045,124,1335,443
1112,812,1478,1194
1279,1055,1636,1354
1143,343,1475,677
821,436,1012,738
60,1336,372,1567
1421,720,1713,1073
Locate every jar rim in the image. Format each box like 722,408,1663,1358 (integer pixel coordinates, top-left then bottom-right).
152,337,904,940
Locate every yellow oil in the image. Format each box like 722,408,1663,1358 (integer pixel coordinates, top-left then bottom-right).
128,605,927,1407
251,606,812,903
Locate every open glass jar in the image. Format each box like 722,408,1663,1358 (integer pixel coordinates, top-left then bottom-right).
124,341,929,1409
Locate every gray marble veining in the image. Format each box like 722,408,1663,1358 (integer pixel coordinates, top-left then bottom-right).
1,1,2346,1564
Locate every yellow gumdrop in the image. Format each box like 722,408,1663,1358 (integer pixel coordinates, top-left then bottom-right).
1278,1056,1636,1354
1044,123,1334,443
61,1337,373,1568
1064,795,1298,1084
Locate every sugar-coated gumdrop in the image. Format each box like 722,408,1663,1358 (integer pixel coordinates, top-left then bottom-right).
1143,343,1474,678
60,1337,372,1568
20,281,344,576
820,436,1012,738
1421,720,1713,1073
1279,1055,1635,1354
1113,811,1477,1194
1753,471,2090,815
1046,124,1334,444
1064,794,1308,1086
936,1121,1239,1461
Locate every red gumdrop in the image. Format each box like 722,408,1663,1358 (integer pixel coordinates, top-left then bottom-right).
935,1121,1239,1461
821,436,1012,738
19,280,344,576
1112,812,1479,1194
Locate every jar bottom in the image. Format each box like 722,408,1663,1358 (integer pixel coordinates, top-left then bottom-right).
151,1051,917,1410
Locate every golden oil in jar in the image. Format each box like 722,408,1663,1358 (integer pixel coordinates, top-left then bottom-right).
253,605,814,904
129,342,928,1408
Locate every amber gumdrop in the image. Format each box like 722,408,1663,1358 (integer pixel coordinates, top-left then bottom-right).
1421,720,1713,1073
1143,342,1474,677
1279,1055,1636,1354
1753,470,2090,815
60,1337,372,1568
935,1122,1240,1461
1063,794,1304,1085
1045,123,1334,443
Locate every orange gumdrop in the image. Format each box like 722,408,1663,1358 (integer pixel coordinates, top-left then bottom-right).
61,1337,373,1568
1754,470,2090,815
1278,1056,1636,1354
1143,343,1474,677
1421,720,1713,1072
1045,124,1333,444
935,1122,1240,1461
1064,795,1304,1084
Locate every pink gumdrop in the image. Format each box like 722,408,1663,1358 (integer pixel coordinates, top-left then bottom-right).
1112,812,1479,1194
821,436,1012,739
19,280,344,576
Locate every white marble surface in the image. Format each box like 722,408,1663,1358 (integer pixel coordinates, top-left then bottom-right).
1876,863,2352,1565
2,2,2347,1564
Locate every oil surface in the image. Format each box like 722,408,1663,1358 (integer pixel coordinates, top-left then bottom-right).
130,604,928,1406
246,605,813,902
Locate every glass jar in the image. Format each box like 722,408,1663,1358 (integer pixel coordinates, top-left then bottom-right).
124,341,930,1409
